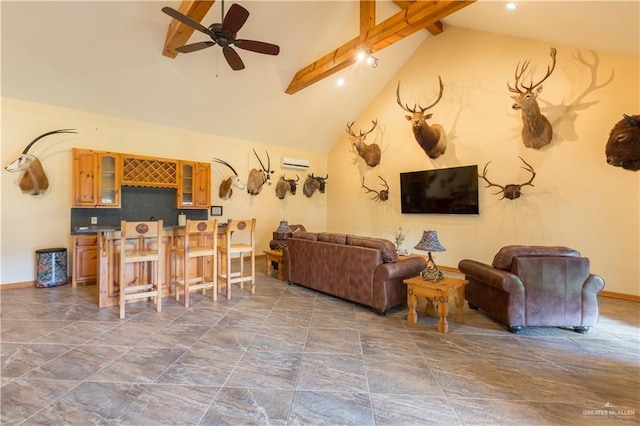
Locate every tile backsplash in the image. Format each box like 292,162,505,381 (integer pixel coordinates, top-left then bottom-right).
70,187,207,231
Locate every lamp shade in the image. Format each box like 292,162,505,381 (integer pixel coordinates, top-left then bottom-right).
275,220,292,234
413,230,446,252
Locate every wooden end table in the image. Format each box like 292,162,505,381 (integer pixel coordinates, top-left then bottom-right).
403,275,468,333
264,249,285,281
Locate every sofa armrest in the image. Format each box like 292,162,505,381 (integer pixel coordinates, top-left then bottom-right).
374,256,427,281
458,259,523,293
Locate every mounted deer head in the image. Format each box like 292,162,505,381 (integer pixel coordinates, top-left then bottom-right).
275,174,300,199
479,156,536,200
247,149,274,195
212,158,245,200
396,77,447,159
606,114,640,171
346,119,381,167
361,175,389,202
4,129,77,195
303,173,328,197
508,47,557,149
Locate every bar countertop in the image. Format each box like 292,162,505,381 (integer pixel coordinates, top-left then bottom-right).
72,223,227,235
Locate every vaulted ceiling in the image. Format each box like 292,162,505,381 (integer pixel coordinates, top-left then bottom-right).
2,1,638,152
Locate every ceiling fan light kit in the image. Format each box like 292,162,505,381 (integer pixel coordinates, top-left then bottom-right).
161,2,280,71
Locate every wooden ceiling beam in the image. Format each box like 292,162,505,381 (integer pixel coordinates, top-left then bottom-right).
393,0,443,35
360,0,376,38
285,1,475,95
162,0,215,58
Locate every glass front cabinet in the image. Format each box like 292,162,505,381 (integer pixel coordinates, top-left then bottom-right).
97,152,121,207
177,161,210,208
72,148,121,208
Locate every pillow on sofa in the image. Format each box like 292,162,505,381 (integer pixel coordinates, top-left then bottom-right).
492,245,581,271
291,231,318,241
346,235,397,263
318,233,347,244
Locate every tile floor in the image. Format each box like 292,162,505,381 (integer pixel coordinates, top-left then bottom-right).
1,263,639,425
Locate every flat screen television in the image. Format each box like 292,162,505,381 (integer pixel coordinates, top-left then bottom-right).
400,165,479,215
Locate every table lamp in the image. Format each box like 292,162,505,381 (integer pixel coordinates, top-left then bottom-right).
413,230,446,282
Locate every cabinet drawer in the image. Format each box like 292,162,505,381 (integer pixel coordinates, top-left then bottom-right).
75,234,98,246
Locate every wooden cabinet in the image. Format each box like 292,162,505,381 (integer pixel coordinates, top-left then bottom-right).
177,161,211,208
72,234,97,287
72,148,121,207
73,149,210,209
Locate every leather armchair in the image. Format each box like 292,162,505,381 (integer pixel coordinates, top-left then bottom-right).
458,245,605,333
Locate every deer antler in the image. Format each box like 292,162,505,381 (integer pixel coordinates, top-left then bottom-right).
478,161,506,194
378,175,389,191
361,177,379,198
347,119,378,138
508,47,557,94
517,156,536,187
346,122,357,138
396,77,444,113
361,119,378,137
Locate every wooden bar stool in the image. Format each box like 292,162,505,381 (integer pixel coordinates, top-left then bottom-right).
174,219,218,307
217,218,256,299
118,220,163,319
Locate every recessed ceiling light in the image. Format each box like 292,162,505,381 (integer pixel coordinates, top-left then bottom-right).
506,2,517,10
337,78,345,87
356,51,366,62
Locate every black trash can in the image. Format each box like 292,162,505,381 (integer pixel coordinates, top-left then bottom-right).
35,248,68,288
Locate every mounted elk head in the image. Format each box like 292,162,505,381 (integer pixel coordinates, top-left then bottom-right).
275,174,300,199
508,47,557,149
346,119,381,167
361,175,389,202
479,156,536,200
4,129,77,195
212,158,245,200
396,77,447,159
247,149,274,195
605,114,640,171
303,173,328,197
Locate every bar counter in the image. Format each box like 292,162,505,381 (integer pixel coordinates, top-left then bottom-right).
94,225,226,308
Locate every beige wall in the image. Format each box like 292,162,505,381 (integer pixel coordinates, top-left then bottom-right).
1,99,327,285
2,27,638,297
327,27,640,297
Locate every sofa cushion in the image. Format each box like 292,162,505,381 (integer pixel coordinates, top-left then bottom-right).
492,245,581,271
318,233,347,244
346,235,397,263
292,231,318,241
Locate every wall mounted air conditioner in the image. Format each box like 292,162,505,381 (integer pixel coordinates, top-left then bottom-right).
281,157,310,170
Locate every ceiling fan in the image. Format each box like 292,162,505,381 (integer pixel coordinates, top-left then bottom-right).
161,2,280,71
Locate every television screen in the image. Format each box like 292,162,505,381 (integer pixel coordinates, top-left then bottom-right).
400,165,479,215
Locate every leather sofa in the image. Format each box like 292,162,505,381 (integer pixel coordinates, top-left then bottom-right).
458,245,605,333
284,232,426,314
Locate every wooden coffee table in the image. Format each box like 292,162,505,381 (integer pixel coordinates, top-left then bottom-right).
403,275,468,333
264,249,285,281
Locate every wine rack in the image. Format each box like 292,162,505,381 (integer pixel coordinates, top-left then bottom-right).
122,157,178,187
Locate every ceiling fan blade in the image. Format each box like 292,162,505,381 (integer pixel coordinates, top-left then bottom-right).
235,39,280,56
161,7,213,37
223,46,245,71
176,41,216,53
222,4,249,35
